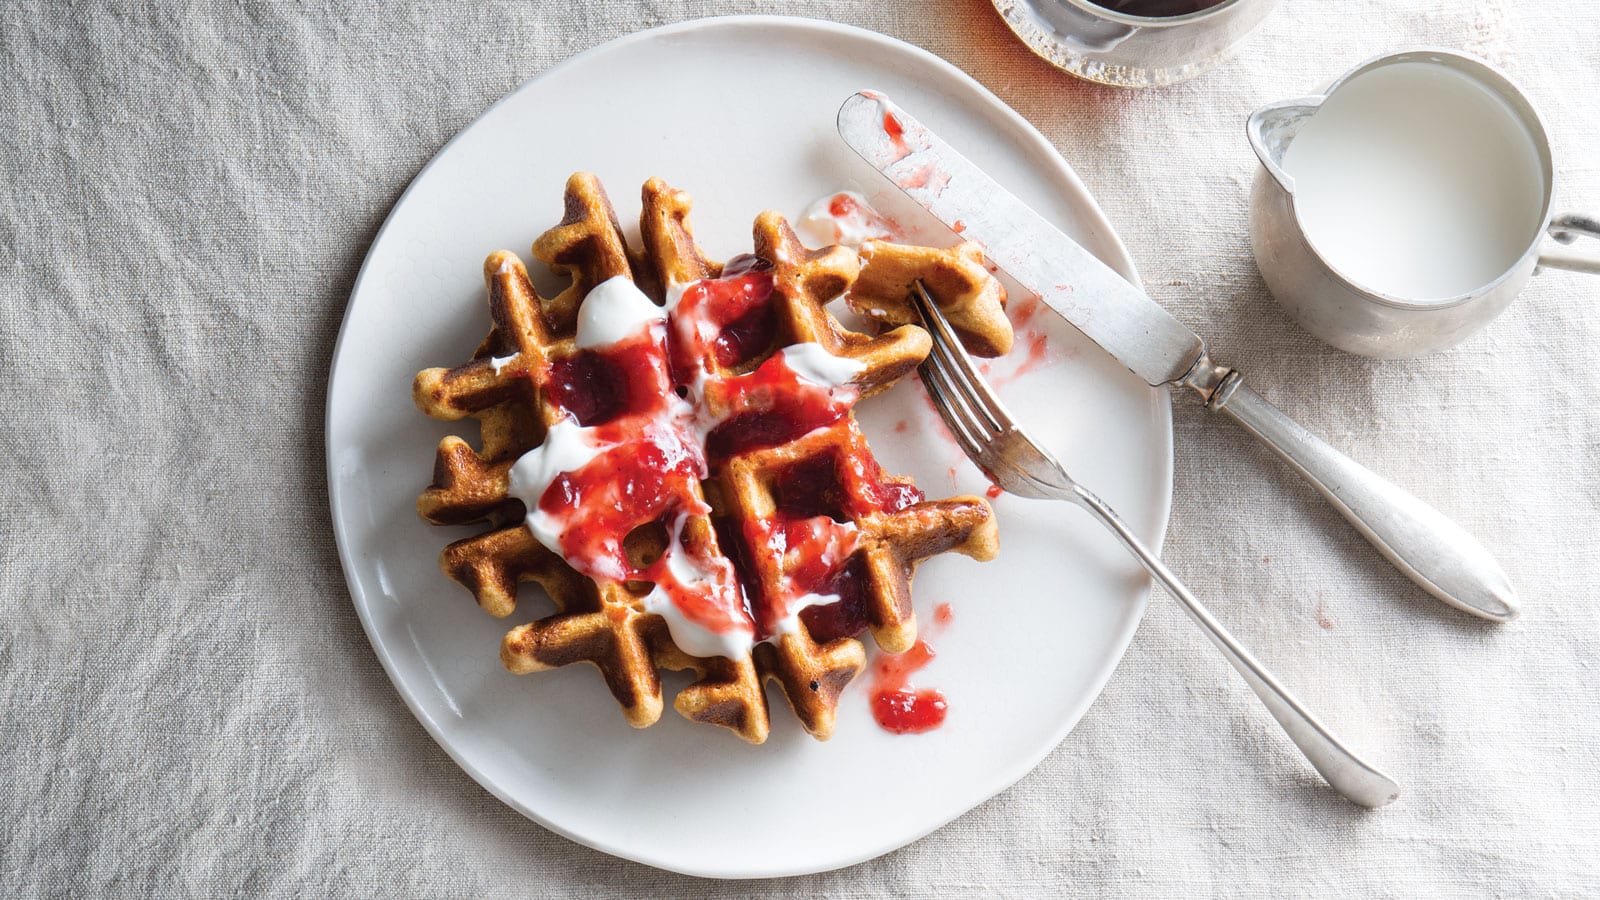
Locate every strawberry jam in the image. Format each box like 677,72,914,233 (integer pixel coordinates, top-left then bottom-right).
797,556,871,644
669,255,777,378
742,513,862,641
677,263,863,463
873,688,948,734
704,354,858,462
539,435,703,582
546,316,678,427
883,111,905,141
757,448,928,641
515,265,921,656
869,639,947,734
846,450,923,515
772,456,851,521
772,453,922,522
883,111,912,161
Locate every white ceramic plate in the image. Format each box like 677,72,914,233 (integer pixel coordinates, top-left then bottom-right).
328,15,1172,879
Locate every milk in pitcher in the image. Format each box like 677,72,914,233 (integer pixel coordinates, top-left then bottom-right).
1283,61,1546,301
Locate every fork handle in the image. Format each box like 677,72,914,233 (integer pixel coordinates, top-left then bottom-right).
1206,374,1519,623
1069,484,1401,809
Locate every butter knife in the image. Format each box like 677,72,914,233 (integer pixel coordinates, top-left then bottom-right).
837,91,1519,623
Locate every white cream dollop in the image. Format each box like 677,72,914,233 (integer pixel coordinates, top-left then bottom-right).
780,342,866,388
797,191,896,248
766,592,840,639
641,514,757,659
507,418,611,558
575,275,666,349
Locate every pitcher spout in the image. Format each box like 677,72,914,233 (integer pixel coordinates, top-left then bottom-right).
1247,97,1322,193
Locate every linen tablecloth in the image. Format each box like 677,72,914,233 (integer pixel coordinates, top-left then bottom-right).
4,1,1598,895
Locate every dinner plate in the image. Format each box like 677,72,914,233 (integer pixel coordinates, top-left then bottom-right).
327,15,1172,879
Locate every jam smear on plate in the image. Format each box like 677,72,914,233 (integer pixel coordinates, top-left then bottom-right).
869,638,947,734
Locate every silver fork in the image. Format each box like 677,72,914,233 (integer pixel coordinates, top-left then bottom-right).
911,283,1400,808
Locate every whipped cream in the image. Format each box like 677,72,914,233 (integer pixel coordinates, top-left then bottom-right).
508,418,613,564
642,513,757,659
767,593,840,638
780,342,866,388
797,191,898,248
576,275,667,349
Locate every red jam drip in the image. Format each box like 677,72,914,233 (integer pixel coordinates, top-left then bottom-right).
669,258,776,379
934,603,954,625
846,450,923,516
869,639,947,734
534,307,752,637
797,556,870,644
877,480,923,514
704,354,858,462
883,111,912,161
743,513,861,641
546,328,671,427
540,436,702,579
898,163,933,190
986,483,1003,499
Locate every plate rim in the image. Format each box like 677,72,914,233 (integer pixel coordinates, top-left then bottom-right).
326,13,1174,879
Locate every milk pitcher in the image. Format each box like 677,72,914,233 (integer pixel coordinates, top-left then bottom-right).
1247,48,1600,358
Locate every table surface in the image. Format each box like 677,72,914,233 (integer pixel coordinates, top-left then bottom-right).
4,1,1598,896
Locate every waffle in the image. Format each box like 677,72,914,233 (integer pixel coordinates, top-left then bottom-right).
850,239,1012,358
413,172,1005,743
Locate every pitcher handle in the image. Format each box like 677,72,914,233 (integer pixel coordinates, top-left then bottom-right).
1538,213,1600,275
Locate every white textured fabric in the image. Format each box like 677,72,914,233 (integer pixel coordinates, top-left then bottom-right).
4,1,1598,895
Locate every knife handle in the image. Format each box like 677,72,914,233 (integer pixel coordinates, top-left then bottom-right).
1206,374,1519,622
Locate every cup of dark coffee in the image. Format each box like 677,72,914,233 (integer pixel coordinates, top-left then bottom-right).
1090,0,1228,14
991,0,1278,87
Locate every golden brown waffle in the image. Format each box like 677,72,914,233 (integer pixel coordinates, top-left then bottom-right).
413,172,1001,743
850,239,1012,357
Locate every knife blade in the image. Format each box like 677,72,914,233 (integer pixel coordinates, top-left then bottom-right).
836,91,1204,388
836,90,1521,623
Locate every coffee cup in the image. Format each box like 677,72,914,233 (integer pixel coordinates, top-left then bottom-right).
993,0,1279,88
